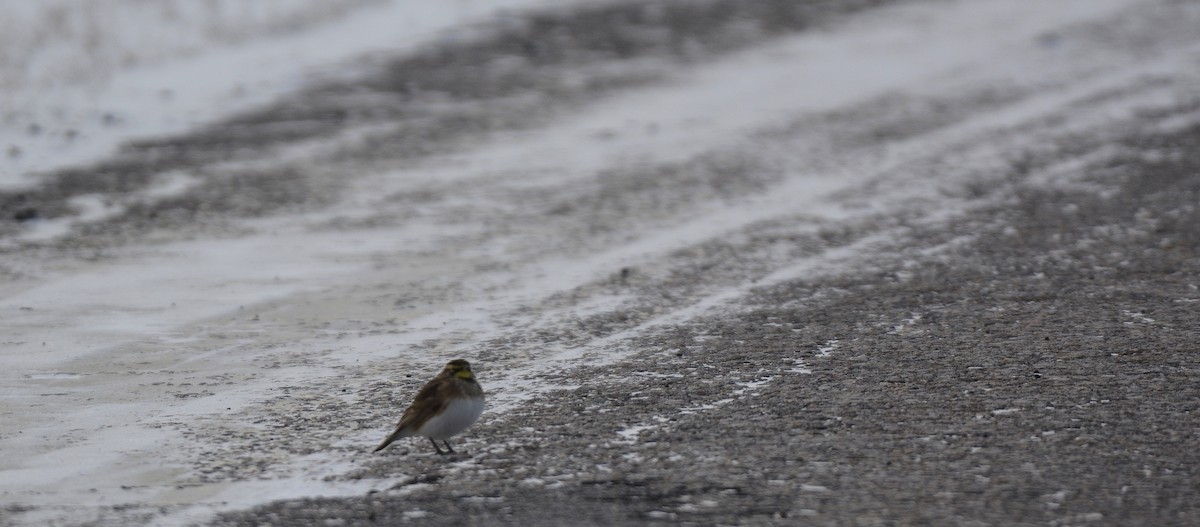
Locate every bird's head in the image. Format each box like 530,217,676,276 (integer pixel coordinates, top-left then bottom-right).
444,359,475,380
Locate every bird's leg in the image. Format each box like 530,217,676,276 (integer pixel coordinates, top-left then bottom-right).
442,440,456,454
429,438,446,455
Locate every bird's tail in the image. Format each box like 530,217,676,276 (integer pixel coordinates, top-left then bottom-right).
373,428,411,453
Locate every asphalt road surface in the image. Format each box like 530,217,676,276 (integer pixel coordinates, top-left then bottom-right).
2,0,1199,525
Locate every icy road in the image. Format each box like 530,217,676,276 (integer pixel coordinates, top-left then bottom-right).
2,0,1200,525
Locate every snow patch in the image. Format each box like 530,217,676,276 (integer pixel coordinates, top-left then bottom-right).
615,424,655,443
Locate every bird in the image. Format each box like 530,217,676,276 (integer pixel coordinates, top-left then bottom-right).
373,359,485,455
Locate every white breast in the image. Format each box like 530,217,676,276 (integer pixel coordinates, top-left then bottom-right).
416,397,485,440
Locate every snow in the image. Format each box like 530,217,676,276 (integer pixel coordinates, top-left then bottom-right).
3,0,1198,524
816,341,840,358
615,424,654,443
0,0,581,189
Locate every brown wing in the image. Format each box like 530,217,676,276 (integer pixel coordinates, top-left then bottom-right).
373,373,456,452
395,377,457,433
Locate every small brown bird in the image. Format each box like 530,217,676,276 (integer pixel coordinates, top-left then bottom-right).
374,359,485,455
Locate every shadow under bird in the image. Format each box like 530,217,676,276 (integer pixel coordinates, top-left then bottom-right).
374,359,485,455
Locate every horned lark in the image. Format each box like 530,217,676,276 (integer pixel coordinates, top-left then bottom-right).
373,359,485,455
